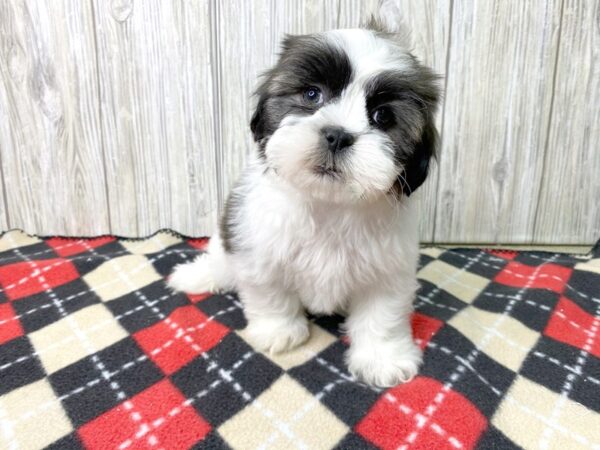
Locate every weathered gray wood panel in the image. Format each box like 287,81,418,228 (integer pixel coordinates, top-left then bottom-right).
92,0,219,236
0,0,597,244
435,0,563,244
385,0,452,242
0,163,7,230
0,0,110,235
213,0,369,209
0,84,10,230
212,0,269,209
534,0,600,244
338,0,379,28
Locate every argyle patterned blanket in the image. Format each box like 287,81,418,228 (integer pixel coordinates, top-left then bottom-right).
0,230,599,450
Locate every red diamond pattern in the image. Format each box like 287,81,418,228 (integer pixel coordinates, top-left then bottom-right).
494,261,572,293
545,296,600,358
0,258,79,301
78,379,211,450
356,376,487,450
134,305,229,375
0,303,23,345
412,312,444,350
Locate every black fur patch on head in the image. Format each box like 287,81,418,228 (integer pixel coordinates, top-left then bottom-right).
365,65,441,196
250,34,353,154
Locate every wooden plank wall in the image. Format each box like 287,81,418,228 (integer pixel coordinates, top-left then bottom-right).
0,0,110,235
436,1,563,243
0,0,597,244
534,0,600,244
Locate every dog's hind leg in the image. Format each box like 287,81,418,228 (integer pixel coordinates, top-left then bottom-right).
167,234,234,294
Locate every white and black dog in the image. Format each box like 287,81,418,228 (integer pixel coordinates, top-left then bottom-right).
169,16,440,387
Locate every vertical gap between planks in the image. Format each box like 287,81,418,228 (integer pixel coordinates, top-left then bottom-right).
0,44,12,229
209,0,224,215
531,0,565,244
0,143,11,229
270,0,276,56
431,0,454,241
89,0,113,234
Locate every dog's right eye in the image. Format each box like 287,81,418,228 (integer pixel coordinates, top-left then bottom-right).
303,86,323,105
371,106,394,128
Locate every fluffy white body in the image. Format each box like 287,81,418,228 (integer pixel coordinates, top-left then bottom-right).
169,158,422,387
170,25,439,387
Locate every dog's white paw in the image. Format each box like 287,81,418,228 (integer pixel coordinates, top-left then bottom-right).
346,339,422,387
244,316,310,355
167,254,216,294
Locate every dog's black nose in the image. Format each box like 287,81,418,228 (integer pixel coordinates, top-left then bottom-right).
322,127,354,154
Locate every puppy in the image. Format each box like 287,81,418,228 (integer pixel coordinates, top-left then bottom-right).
169,18,440,387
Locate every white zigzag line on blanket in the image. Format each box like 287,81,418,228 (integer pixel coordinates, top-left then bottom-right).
0,238,109,264
14,303,242,423
119,331,309,449
444,249,600,305
0,248,194,326
416,262,597,336
538,293,600,449
0,293,174,371
102,231,310,450
0,246,195,301
418,339,598,448
398,253,550,447
388,392,463,450
0,248,132,293
4,237,159,447
85,239,197,449
6,281,597,404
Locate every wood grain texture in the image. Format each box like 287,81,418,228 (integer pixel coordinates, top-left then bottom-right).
0,159,7,230
383,0,452,242
211,0,267,209
0,0,109,235
534,0,600,244
0,73,10,230
337,0,379,28
0,0,597,244
92,0,219,236
213,0,345,208
434,1,563,243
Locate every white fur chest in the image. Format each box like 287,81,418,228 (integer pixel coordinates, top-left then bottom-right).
231,168,420,315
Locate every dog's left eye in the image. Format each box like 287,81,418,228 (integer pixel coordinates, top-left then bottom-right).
303,86,323,105
371,107,394,127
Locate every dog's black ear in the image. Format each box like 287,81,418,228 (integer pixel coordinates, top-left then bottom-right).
400,119,438,196
250,96,266,143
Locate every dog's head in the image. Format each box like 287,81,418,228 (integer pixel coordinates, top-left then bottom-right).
251,21,440,204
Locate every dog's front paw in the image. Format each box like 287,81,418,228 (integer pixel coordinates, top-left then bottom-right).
346,339,422,387
244,316,310,355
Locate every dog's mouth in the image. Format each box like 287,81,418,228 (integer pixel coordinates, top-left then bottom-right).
314,165,342,178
